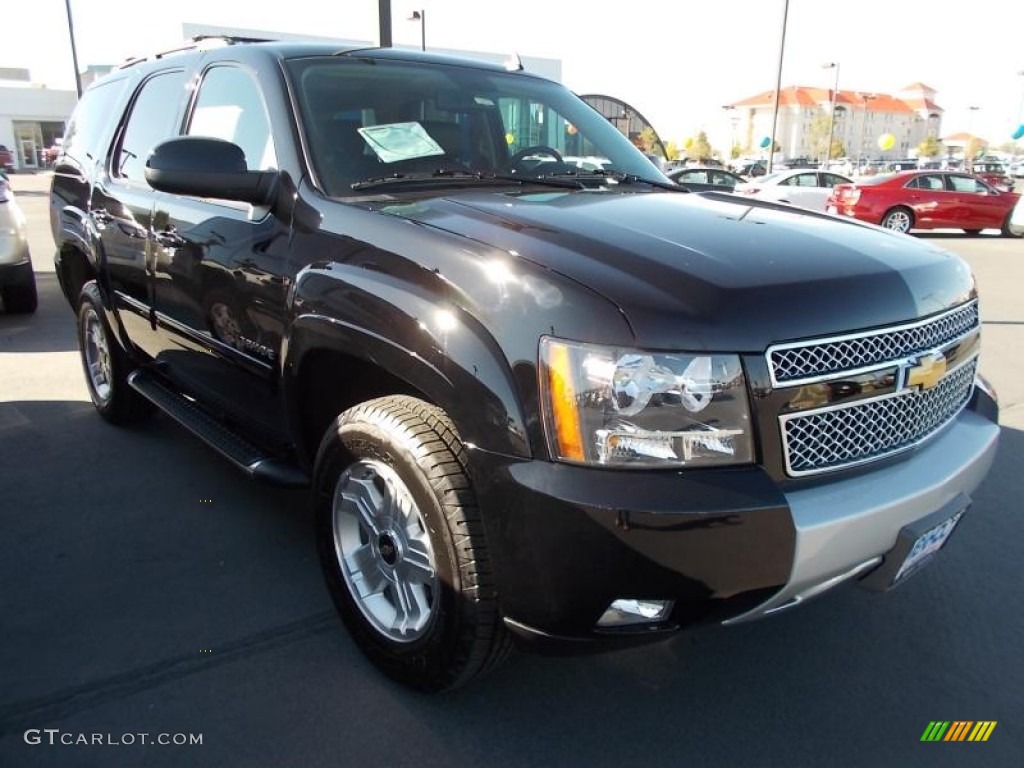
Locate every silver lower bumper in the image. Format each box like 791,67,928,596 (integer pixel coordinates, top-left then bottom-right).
725,408,999,624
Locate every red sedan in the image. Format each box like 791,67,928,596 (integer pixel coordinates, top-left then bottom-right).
826,170,1021,236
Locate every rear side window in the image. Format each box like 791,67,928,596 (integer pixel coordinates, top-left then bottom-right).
61,78,128,165
186,66,277,171
115,70,187,184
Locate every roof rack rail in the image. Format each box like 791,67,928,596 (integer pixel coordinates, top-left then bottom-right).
119,35,277,69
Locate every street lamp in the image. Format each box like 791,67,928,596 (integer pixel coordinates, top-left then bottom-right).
409,10,426,51
722,105,739,161
767,0,790,173
856,93,877,173
822,62,840,168
64,0,82,97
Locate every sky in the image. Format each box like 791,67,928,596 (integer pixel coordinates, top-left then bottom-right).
5,0,1024,153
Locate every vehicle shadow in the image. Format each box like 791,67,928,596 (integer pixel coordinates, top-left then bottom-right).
0,272,78,353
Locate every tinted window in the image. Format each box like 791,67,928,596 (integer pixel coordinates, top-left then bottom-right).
710,171,737,187
948,175,989,194
906,174,944,191
62,78,128,164
821,173,849,187
680,170,708,183
187,67,277,171
116,71,186,183
781,173,818,187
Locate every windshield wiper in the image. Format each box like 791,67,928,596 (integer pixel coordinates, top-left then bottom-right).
351,168,583,192
547,169,689,192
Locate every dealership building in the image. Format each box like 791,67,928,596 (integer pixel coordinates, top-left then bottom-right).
0,68,77,172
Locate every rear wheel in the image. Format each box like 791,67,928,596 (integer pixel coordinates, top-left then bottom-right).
77,282,154,424
881,207,914,233
313,395,512,691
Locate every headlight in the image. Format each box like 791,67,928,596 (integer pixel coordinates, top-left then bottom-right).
539,337,754,468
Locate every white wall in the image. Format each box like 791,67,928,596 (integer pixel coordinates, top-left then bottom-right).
0,86,78,169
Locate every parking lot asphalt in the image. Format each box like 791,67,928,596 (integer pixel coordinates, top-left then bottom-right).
1,172,1022,767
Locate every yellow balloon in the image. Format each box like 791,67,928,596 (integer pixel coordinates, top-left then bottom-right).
684,137,694,150
505,132,515,146
878,133,896,151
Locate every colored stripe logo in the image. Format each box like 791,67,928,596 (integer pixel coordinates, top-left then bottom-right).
921,721,997,742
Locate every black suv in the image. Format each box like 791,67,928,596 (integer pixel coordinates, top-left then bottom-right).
51,37,999,691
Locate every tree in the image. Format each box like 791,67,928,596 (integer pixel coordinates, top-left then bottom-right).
687,130,713,161
730,143,743,159
965,136,987,160
917,135,944,159
638,127,660,154
663,140,680,161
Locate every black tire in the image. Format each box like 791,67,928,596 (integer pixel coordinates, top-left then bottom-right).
0,278,37,314
881,206,914,234
1001,213,1023,238
313,395,512,691
77,282,155,425
963,229,982,236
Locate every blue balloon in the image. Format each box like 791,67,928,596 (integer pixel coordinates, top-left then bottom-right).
1013,124,1024,141
759,136,772,149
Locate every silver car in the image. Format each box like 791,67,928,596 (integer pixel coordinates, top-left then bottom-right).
1009,193,1024,237
0,176,36,313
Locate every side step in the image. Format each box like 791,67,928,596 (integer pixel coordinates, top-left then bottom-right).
128,369,308,488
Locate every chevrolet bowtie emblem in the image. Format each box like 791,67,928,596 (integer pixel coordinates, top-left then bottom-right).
905,351,947,391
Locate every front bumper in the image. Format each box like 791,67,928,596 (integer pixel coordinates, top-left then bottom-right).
472,389,998,651
726,402,999,622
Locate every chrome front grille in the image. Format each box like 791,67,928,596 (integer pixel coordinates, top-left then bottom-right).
781,358,976,476
768,302,979,386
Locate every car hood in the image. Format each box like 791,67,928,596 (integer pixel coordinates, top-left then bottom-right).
376,189,974,351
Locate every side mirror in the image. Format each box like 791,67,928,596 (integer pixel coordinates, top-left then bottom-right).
145,137,278,206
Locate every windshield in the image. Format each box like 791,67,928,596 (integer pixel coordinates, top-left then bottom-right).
286,56,669,195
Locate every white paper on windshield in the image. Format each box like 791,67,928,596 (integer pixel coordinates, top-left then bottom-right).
357,122,445,164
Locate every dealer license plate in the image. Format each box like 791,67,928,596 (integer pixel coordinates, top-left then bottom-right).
893,510,964,584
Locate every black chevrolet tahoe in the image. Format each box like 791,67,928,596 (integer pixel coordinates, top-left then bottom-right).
50,37,1000,691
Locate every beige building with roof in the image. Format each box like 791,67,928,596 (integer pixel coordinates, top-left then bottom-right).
728,82,944,163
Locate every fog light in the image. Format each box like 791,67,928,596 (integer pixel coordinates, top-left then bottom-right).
597,599,674,628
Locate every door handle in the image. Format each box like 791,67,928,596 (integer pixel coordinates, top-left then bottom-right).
89,209,113,224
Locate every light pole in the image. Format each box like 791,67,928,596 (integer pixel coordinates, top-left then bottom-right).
409,10,426,51
64,0,82,97
767,0,790,173
856,93,876,173
822,62,840,167
379,0,392,47
967,105,980,171
722,105,739,162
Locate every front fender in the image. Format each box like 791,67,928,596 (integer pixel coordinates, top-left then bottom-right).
282,264,531,459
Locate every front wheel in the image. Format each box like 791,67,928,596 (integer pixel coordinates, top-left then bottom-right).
881,207,914,233
313,396,512,691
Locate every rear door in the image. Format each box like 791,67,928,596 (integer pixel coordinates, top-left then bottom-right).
90,69,187,357
903,173,954,228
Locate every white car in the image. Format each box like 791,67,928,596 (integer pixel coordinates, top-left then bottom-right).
734,169,853,212
0,177,37,313
1009,194,1024,237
